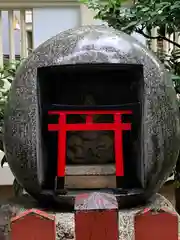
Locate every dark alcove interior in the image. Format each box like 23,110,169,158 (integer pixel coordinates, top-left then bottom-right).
37,63,144,192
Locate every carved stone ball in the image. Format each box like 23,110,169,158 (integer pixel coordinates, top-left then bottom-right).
3,25,180,208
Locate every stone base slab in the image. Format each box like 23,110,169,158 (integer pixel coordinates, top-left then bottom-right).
0,193,179,239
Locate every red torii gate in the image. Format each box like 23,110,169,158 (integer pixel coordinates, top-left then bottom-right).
48,110,132,177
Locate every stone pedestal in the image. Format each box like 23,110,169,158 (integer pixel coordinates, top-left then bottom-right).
0,193,179,239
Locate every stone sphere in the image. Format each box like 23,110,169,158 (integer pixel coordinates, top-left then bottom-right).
3,25,180,209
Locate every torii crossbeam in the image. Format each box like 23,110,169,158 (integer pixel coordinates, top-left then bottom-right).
48,109,132,178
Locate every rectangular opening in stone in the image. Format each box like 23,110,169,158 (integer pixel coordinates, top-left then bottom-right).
37,63,144,192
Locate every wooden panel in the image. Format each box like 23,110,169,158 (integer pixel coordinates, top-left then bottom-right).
8,10,15,61
65,176,116,188
11,209,56,240
75,192,118,240
66,164,115,176
0,185,14,200
20,9,27,58
135,210,178,240
151,27,158,52
80,4,95,26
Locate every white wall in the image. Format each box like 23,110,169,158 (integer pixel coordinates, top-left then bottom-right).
33,7,81,48
0,151,14,185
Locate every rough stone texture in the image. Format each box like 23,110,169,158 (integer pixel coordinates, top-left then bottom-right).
0,194,179,239
3,25,180,205
159,182,175,207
